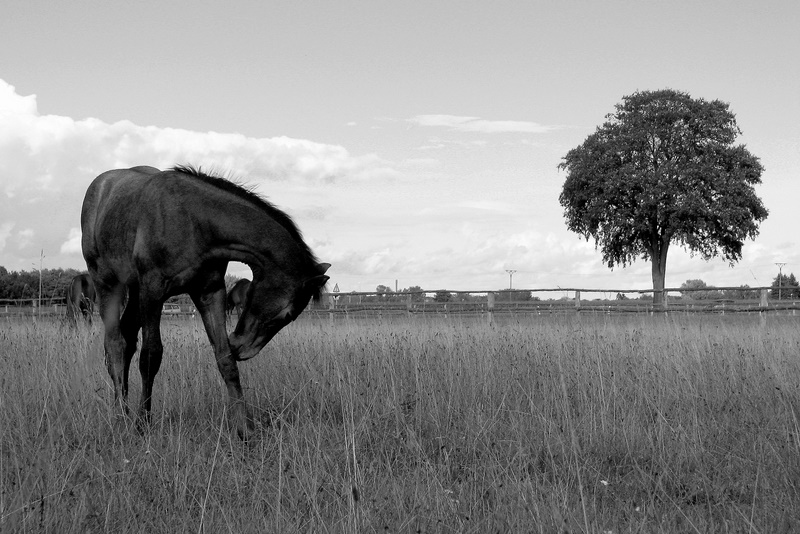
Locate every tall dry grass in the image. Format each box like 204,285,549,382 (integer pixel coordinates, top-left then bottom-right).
1,314,799,533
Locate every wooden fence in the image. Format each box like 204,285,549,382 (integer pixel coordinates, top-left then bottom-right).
2,286,799,320
0,298,69,318
304,286,800,322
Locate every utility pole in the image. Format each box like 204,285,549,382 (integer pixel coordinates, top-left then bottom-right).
39,250,44,311
505,269,516,290
775,262,786,300
32,250,44,318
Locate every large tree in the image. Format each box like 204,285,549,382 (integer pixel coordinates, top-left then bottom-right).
558,89,768,307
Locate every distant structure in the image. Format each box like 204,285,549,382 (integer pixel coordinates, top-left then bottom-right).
505,269,516,290
66,273,96,324
226,278,251,316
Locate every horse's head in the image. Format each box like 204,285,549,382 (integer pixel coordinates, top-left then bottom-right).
228,263,330,361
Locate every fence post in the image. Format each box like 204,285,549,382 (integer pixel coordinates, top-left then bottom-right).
406,294,412,318
487,292,495,325
575,290,581,313
759,289,769,327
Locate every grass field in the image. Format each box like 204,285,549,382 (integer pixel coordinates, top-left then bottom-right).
1,313,799,533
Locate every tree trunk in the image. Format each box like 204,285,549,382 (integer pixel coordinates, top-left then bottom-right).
650,239,669,309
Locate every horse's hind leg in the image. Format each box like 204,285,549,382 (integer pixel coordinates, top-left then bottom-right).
137,296,164,429
119,287,141,405
96,281,129,414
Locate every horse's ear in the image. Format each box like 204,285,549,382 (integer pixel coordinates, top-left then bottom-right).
304,274,329,303
305,274,329,289
317,262,331,274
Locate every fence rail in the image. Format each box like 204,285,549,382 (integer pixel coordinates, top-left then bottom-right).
306,286,800,321
3,286,799,320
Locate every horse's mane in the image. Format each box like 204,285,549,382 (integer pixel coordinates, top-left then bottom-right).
171,165,319,267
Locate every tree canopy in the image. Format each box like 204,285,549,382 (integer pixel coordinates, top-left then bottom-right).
771,273,799,299
679,279,719,300
495,289,537,302
0,267,84,301
559,89,768,306
375,285,394,295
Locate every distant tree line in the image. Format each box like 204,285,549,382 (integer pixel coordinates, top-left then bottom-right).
366,285,425,303
677,274,798,300
678,279,758,300
0,266,85,301
365,275,800,304
2,267,796,304
365,286,542,303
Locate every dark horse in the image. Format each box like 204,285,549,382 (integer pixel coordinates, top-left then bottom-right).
66,273,96,324
226,278,250,317
81,165,329,438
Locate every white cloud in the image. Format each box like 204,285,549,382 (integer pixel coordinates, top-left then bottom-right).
417,139,447,150
60,227,82,255
0,78,398,271
0,81,36,115
456,200,515,213
0,79,391,196
408,114,557,134
0,222,13,251
17,228,34,249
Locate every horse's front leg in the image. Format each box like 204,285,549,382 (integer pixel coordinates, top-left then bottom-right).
192,286,254,439
216,349,254,440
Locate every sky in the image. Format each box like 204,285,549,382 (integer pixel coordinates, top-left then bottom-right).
1,0,798,295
